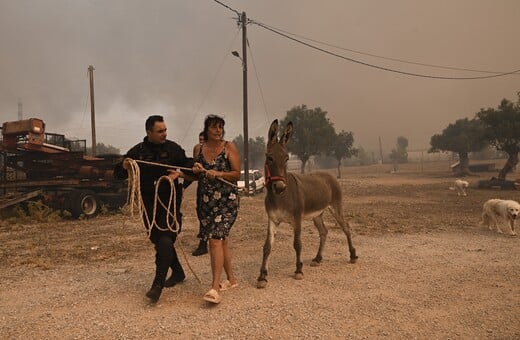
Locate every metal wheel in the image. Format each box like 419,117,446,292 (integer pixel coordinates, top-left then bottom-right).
69,190,99,218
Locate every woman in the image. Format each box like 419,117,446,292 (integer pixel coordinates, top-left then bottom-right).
192,115,240,304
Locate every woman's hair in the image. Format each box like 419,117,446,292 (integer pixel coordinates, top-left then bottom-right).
202,114,225,140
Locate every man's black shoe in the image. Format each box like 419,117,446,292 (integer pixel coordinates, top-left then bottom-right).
145,285,162,303
164,273,185,288
192,241,208,256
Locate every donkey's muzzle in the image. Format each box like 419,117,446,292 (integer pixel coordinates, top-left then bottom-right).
273,181,286,194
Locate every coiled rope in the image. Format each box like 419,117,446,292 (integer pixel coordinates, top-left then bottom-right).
124,158,202,284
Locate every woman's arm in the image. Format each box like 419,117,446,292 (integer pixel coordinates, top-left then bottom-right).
210,141,240,182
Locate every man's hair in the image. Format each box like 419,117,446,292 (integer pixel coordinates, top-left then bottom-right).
202,114,225,140
145,115,164,132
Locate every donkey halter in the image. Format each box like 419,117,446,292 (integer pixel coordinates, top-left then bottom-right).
264,162,286,186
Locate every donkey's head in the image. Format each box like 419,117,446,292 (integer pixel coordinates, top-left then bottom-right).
265,119,293,194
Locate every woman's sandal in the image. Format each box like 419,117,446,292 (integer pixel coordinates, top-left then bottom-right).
219,280,239,291
203,289,221,304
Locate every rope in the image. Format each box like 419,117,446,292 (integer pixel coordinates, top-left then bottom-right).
134,159,238,188
125,159,202,284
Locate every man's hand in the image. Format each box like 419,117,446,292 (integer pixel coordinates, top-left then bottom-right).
122,158,132,170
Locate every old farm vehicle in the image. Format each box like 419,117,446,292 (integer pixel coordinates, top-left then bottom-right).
0,118,126,218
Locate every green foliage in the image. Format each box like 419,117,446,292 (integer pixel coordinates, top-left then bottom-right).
330,130,358,162
429,118,487,154
232,135,267,170
280,105,336,173
476,96,520,179
476,98,520,155
429,95,520,178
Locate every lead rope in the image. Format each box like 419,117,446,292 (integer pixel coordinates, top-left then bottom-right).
125,159,202,284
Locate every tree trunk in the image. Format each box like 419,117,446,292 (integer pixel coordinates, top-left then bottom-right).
337,159,342,178
498,151,519,180
300,157,309,174
457,152,470,176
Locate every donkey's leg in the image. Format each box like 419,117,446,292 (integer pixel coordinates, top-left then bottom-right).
330,203,358,263
257,219,277,288
293,217,304,280
310,214,328,266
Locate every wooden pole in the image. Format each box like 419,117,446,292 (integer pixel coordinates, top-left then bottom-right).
241,12,250,195
88,65,97,156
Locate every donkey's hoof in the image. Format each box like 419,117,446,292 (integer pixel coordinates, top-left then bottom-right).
294,272,304,280
257,280,268,289
310,260,321,267
349,256,358,264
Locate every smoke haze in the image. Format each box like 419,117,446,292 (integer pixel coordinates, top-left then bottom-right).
1,0,518,156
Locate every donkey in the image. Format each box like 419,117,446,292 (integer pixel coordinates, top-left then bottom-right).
257,119,358,288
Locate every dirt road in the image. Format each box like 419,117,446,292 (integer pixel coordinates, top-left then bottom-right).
1,164,519,339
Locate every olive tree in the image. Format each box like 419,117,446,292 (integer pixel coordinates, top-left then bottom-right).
280,105,336,174
476,97,520,180
429,118,487,176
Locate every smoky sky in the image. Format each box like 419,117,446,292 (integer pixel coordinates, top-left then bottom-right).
1,0,519,155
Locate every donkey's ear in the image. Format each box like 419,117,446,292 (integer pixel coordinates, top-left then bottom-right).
280,121,293,145
268,119,279,145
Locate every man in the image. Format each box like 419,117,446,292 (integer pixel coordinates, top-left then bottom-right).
189,132,209,256
114,115,194,303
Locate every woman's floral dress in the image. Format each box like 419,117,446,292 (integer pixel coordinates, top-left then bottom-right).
196,142,239,240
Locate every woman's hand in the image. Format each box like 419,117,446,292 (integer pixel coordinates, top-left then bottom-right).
192,162,205,174
205,169,221,180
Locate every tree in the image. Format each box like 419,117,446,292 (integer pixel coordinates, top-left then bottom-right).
429,118,487,176
232,135,267,170
389,136,409,165
330,130,358,178
476,97,520,180
280,105,336,173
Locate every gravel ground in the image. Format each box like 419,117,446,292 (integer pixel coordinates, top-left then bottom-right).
1,163,519,339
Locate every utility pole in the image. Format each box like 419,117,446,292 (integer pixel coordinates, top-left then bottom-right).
88,65,97,156
378,136,384,164
240,12,250,195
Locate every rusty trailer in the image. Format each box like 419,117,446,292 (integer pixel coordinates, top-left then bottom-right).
0,118,127,218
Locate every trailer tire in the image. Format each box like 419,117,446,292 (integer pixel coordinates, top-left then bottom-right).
69,190,100,218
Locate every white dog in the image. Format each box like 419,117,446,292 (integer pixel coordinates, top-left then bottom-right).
480,199,520,236
451,179,469,196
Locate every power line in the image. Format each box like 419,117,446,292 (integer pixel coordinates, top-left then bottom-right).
179,27,241,145
246,37,272,129
211,0,240,16
256,22,514,75
251,20,520,80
